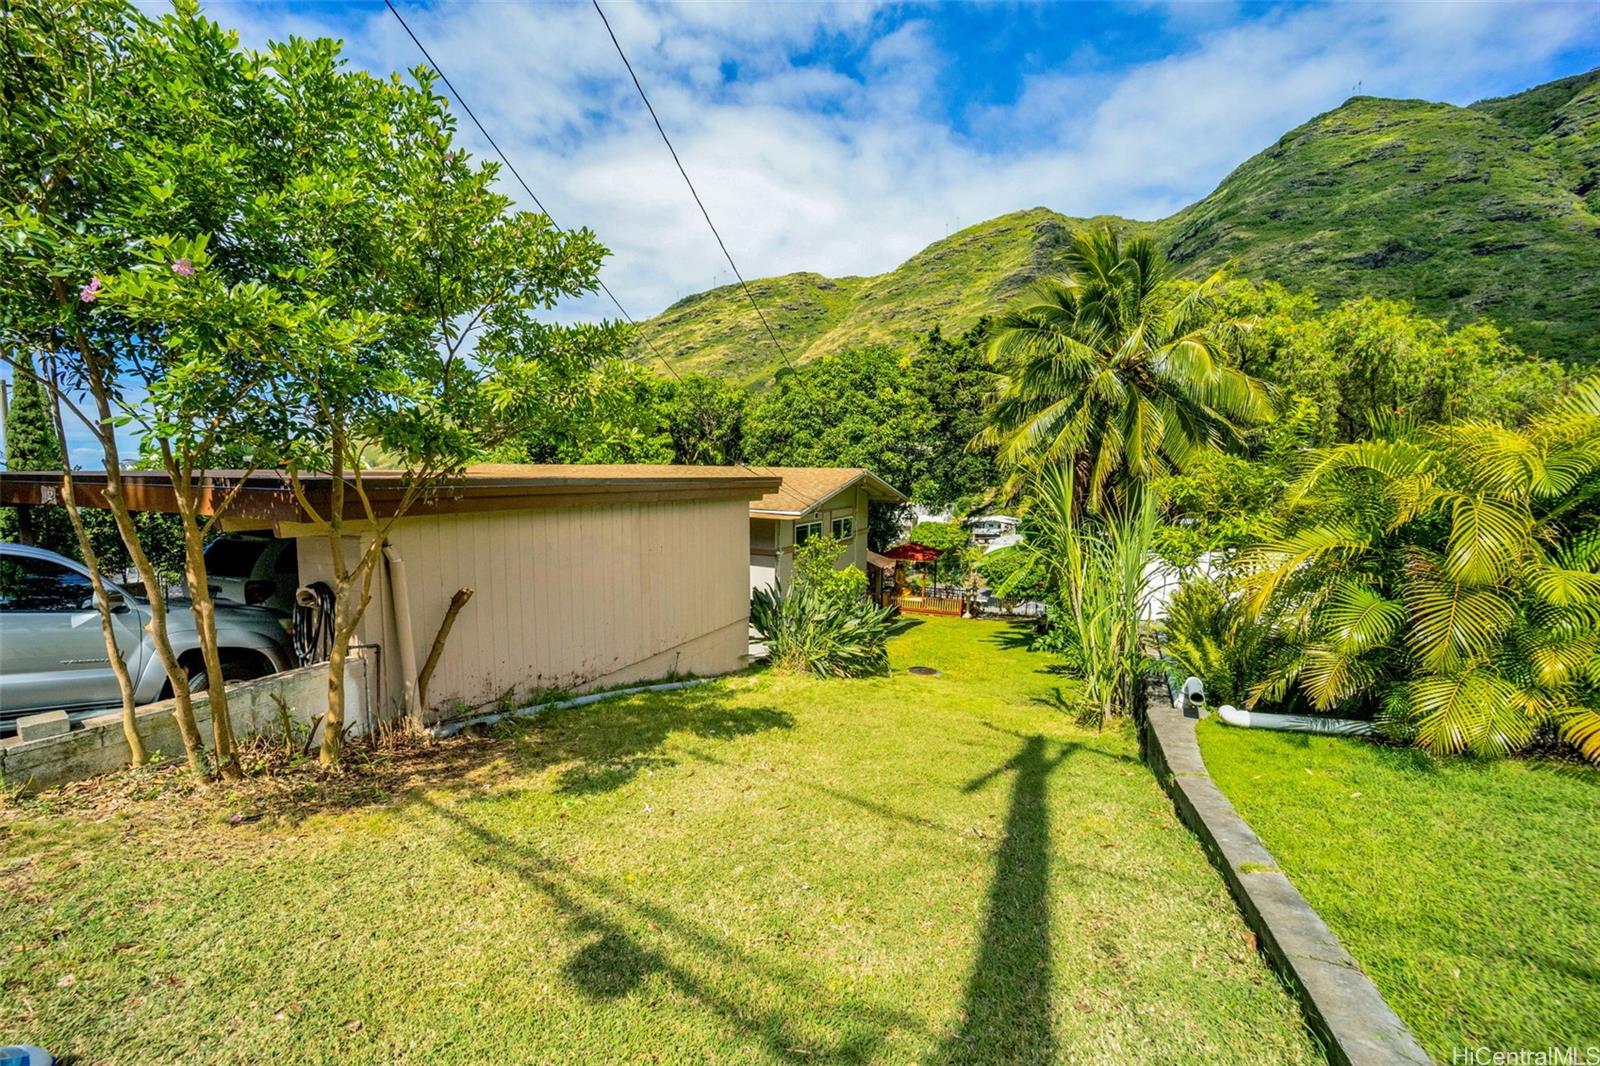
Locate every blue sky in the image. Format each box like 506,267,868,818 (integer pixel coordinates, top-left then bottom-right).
12,0,1600,465
210,0,1600,315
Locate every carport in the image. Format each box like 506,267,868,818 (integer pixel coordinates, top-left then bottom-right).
1,465,780,729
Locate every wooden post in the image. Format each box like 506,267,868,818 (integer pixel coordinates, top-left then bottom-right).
417,587,474,714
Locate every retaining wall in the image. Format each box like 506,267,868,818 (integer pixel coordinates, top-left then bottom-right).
1141,680,1431,1066
0,658,369,792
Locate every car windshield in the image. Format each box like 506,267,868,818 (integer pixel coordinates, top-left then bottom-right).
204,538,267,577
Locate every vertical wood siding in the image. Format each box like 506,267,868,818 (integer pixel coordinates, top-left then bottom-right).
297,497,751,724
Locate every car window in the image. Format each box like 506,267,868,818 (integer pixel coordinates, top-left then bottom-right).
0,555,96,611
272,540,298,575
204,537,268,577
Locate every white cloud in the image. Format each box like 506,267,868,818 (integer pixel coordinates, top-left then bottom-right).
200,0,1600,327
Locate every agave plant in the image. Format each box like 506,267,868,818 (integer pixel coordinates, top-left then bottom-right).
750,582,903,679
1240,378,1600,762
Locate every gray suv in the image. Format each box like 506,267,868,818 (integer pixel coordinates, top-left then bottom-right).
0,543,294,732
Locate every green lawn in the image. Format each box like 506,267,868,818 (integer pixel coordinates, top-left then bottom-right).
1198,719,1600,1060
1,619,1319,1064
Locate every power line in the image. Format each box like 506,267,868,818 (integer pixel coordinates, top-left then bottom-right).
590,0,797,376
382,0,683,382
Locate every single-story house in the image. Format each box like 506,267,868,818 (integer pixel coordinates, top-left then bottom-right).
745,467,907,594
1,465,780,727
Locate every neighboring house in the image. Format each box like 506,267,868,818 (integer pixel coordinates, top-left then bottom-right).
746,467,907,594
902,504,953,536
1,465,781,727
969,514,1020,551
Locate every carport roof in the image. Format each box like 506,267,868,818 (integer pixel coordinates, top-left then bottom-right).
0,465,783,529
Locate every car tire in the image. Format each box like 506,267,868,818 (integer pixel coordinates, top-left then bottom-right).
186,652,272,694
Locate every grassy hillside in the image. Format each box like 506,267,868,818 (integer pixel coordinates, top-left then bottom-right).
1165,92,1600,360
636,70,1600,385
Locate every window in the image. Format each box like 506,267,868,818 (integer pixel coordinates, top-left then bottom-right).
795,521,822,545
204,536,270,578
0,555,96,611
831,517,854,540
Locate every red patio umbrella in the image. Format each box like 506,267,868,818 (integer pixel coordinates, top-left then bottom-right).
881,542,943,562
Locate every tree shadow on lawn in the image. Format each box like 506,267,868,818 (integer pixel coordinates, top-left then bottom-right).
416,794,928,1064
930,731,1094,1066
489,685,795,797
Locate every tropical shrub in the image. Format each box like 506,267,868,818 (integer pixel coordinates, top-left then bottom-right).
1025,463,1159,724
906,520,973,584
975,544,1049,607
1241,379,1600,762
1160,573,1281,708
750,583,901,678
791,534,867,604
751,534,897,678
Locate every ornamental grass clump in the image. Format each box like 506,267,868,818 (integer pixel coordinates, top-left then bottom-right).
1024,463,1160,725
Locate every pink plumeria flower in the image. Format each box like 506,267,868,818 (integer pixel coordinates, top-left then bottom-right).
80,277,103,303
171,258,195,277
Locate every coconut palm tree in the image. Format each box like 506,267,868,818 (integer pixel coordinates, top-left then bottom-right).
978,226,1270,513
1240,378,1600,762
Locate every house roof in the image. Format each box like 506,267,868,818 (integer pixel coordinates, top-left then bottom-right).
0,465,782,532
744,467,907,519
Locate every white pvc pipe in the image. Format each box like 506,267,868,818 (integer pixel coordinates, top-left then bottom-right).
1216,704,1375,736
382,542,424,727
428,678,716,738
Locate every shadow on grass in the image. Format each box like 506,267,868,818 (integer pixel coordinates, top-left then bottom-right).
984,620,1044,653
493,685,795,796
931,732,1076,1065
416,794,926,1064
1030,685,1080,715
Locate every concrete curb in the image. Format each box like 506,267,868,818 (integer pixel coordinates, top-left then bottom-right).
1141,683,1431,1066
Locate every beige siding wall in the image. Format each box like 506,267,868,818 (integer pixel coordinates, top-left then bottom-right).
298,496,751,725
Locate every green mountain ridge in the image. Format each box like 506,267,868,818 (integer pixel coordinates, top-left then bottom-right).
637,70,1600,385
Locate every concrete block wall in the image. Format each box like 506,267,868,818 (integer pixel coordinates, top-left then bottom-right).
0,657,369,793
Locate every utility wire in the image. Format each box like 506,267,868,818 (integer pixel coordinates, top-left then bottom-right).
590,0,797,376
383,0,683,382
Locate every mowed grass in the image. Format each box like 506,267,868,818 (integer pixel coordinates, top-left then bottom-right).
1,619,1320,1064
1198,719,1600,1060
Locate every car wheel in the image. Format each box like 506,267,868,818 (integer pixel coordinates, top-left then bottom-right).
186,652,272,694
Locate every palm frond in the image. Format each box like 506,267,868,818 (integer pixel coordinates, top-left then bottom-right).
1403,670,1534,757
1403,554,1515,670
1444,493,1531,586
1321,580,1405,653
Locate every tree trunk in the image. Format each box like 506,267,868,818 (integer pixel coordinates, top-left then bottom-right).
417,587,473,712
58,470,147,766
14,505,36,546
321,624,351,767
39,368,147,766
178,508,240,778
101,472,206,776
49,277,207,776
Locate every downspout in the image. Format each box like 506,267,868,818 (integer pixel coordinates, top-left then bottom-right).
382,542,424,728
1216,704,1375,737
